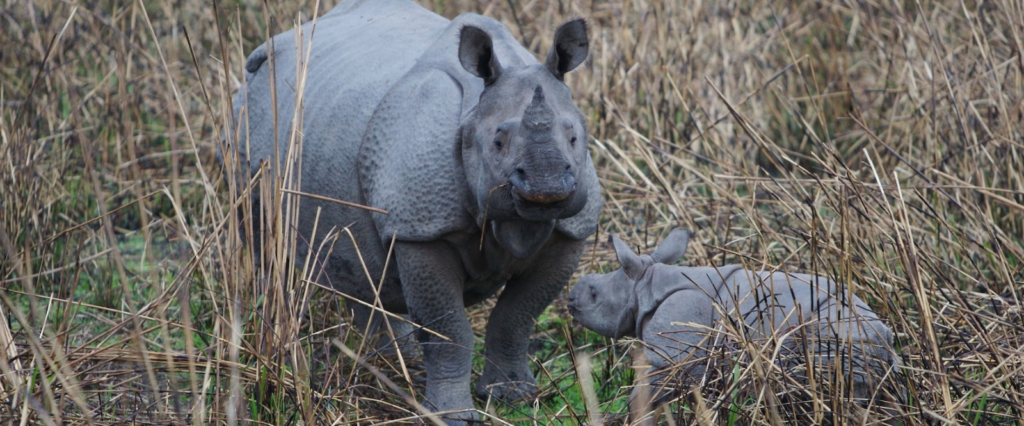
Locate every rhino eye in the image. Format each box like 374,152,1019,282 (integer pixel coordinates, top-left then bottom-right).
570,136,577,146
590,288,597,301
494,139,503,149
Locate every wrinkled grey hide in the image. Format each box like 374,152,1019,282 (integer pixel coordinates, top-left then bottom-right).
568,228,899,411
227,0,601,423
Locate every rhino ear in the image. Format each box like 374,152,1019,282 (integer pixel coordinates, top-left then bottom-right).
610,234,644,279
651,228,692,265
459,26,502,86
544,19,589,80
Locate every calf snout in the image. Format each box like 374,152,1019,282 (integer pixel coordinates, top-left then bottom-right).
566,291,579,314
566,277,596,317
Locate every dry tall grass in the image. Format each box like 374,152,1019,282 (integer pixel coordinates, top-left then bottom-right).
1,0,1022,424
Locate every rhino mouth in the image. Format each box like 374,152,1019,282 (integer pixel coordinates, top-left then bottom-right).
508,169,577,204
481,181,586,222
512,186,575,207
511,189,578,219
513,186,574,204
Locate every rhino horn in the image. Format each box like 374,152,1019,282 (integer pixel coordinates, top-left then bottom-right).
522,86,554,131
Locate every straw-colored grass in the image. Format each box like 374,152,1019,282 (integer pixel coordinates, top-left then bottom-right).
2,0,1022,424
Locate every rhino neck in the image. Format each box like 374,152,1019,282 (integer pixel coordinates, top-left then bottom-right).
490,220,555,259
632,271,657,338
622,293,640,338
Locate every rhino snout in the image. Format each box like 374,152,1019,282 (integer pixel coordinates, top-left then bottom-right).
566,298,583,323
566,297,579,317
509,165,576,204
566,278,592,318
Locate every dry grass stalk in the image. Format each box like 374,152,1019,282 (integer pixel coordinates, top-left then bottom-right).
1,0,1022,424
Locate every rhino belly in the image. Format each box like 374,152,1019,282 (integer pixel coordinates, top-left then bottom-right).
724,271,896,401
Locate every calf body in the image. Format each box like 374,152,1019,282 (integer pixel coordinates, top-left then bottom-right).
228,0,601,423
568,229,898,409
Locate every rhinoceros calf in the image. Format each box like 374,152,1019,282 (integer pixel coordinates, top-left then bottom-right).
568,229,899,409
228,0,601,423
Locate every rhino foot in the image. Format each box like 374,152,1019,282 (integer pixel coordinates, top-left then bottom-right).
423,385,479,426
431,409,478,426
475,365,539,402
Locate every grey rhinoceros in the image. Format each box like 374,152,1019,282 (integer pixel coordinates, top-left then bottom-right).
227,0,601,422
568,229,900,419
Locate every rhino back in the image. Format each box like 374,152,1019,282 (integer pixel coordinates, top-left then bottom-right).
721,270,878,334
231,0,449,302
237,0,448,186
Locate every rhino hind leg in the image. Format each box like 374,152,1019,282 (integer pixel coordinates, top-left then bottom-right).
350,303,422,360
776,332,905,424
629,367,708,426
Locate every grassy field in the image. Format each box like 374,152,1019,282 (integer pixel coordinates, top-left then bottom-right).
2,0,1023,424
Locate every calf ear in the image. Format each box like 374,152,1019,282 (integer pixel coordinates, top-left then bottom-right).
459,26,502,86
610,234,644,279
544,19,589,80
651,228,691,265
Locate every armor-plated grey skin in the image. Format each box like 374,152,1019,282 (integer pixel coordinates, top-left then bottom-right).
568,229,899,412
229,0,601,423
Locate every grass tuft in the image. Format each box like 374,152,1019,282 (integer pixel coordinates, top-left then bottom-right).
1,0,1022,424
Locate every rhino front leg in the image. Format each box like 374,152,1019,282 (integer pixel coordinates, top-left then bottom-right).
476,235,585,402
394,242,477,424
629,368,666,426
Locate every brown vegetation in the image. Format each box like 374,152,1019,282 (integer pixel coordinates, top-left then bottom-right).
1,0,1022,424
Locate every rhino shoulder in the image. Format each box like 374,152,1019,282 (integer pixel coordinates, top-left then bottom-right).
640,289,716,371
634,265,724,338
359,68,475,242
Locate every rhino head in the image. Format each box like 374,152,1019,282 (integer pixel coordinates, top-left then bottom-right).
568,228,692,338
457,20,591,246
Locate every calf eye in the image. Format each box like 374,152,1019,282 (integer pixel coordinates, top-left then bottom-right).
590,288,597,301
570,136,577,146
494,139,503,149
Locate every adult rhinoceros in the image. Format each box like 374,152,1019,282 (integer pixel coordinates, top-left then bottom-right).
228,0,601,422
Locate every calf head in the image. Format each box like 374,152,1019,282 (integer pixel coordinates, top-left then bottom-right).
568,228,692,338
458,20,591,230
